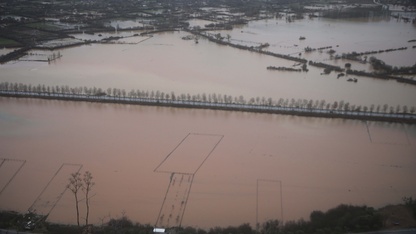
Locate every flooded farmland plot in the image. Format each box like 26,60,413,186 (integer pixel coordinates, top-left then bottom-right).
1,27,416,108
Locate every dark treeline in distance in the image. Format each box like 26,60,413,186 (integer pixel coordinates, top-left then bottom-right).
2,199,416,234
189,30,308,64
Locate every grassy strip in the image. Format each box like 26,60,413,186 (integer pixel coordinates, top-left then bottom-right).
0,37,21,47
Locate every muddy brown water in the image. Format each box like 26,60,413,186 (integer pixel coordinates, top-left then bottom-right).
0,16,415,229
0,97,415,228
1,17,416,108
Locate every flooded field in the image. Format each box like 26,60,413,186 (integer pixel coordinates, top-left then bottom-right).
1,17,416,108
1,14,416,229
0,97,415,228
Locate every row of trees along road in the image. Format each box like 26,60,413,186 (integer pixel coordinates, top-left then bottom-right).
1,82,415,114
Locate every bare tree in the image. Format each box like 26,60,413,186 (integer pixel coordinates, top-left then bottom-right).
396,105,401,113
83,171,95,226
383,104,388,113
332,101,338,110
403,105,408,114
68,172,83,226
344,102,350,111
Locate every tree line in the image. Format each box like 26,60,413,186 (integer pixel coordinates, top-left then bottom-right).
369,56,416,75
15,203,388,234
1,82,416,116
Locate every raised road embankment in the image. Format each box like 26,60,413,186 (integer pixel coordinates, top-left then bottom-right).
1,91,415,124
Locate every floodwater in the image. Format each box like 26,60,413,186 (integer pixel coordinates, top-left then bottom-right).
0,16,416,229
1,17,416,108
0,97,415,229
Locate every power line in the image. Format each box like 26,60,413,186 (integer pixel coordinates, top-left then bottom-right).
0,158,26,196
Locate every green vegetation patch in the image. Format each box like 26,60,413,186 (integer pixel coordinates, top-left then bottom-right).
0,37,21,47
25,22,64,31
